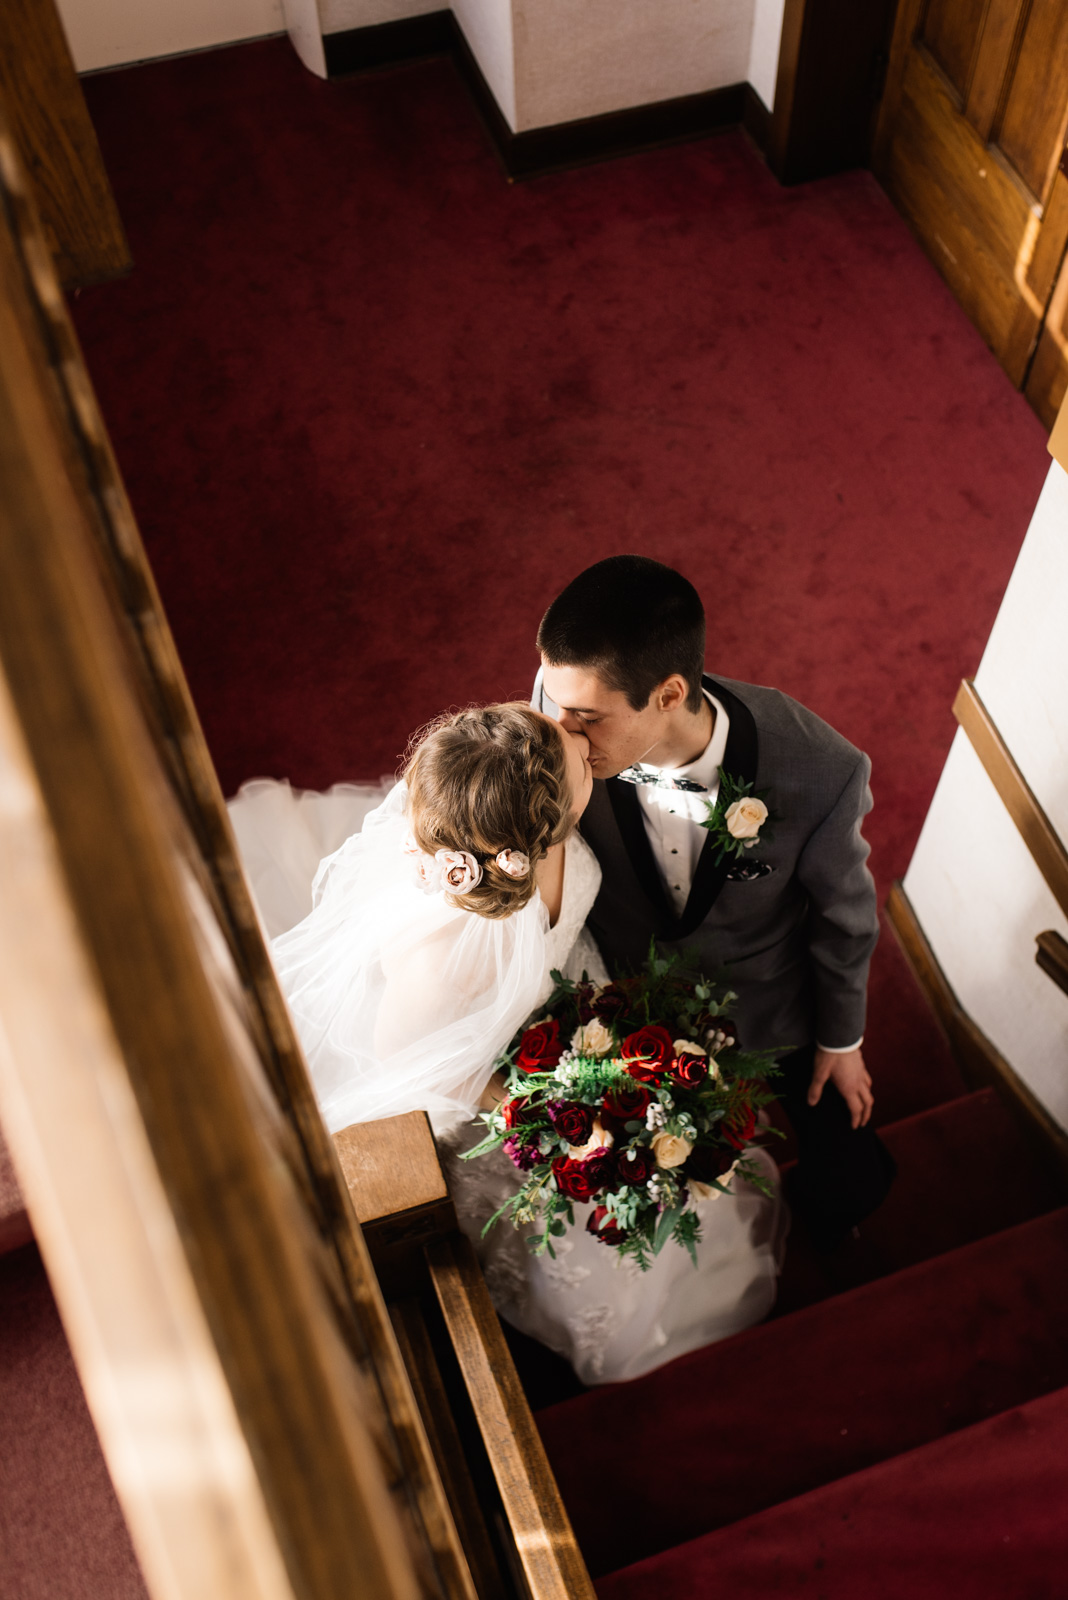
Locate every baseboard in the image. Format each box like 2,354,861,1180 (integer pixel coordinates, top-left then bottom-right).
886,880,1068,1177
742,84,771,153
323,11,453,77
324,14,746,180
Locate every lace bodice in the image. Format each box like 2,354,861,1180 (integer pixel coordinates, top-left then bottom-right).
543,830,606,988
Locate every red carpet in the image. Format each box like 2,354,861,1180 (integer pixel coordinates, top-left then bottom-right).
540,1199,1068,1575
0,1246,147,1600
70,39,1049,1112
596,1384,1068,1600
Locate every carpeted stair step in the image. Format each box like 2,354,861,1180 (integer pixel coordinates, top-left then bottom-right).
0,1122,31,1256
538,1206,1068,1577
0,1244,148,1600
774,1085,1065,1314
595,1382,1068,1599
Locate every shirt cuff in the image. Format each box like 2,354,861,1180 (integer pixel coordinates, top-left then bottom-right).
815,1037,864,1054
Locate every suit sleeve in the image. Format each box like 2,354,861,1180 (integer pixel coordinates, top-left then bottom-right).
795,753,878,1050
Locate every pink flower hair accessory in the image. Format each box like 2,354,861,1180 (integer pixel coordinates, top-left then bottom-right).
436,849,482,895
495,849,531,879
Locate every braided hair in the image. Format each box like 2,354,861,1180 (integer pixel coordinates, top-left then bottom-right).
404,703,571,919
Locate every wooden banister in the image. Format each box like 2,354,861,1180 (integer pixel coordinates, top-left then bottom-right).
1036,930,1068,999
953,679,1068,922
426,1234,598,1600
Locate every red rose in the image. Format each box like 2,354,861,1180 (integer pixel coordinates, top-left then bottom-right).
502,1096,541,1128
587,1205,628,1246
621,1024,675,1083
581,1148,617,1194
552,1155,595,1202
671,1050,709,1090
516,1018,563,1073
723,1104,757,1150
603,1083,652,1121
549,1102,593,1146
616,1145,654,1186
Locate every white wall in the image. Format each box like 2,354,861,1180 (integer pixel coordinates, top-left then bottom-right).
904,457,1068,1132
747,0,785,112
320,0,442,30
57,0,284,73
453,0,516,130
512,0,754,133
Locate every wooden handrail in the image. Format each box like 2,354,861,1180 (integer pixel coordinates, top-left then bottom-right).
426,1234,598,1600
0,101,473,1600
953,679,1068,922
1036,930,1068,999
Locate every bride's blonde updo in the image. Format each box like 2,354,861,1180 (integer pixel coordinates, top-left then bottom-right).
404,703,572,919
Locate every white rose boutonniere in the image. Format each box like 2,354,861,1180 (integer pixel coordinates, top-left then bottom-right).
701,768,776,864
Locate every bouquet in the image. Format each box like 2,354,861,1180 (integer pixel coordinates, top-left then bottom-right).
462,947,780,1271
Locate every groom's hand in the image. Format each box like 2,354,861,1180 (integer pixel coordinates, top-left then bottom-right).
808,1047,873,1129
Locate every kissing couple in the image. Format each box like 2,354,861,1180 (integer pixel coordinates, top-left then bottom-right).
231,555,895,1384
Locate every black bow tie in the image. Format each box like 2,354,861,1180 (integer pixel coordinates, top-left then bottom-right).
616,767,708,794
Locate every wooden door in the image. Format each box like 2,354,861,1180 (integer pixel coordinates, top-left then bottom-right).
873,0,1068,409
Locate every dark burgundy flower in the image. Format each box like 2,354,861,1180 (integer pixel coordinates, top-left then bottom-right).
592,983,630,1024
670,1049,709,1090
616,1145,654,1185
581,1148,617,1194
620,1024,675,1083
586,1205,628,1246
574,981,598,1024
684,1142,736,1183
503,1133,538,1171
549,1102,594,1146
516,1018,563,1073
552,1155,596,1202
603,1083,652,1121
723,1104,757,1150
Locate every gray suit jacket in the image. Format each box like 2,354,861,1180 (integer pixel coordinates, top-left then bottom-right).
534,671,878,1054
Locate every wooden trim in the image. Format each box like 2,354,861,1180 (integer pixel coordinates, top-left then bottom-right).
887,882,1068,1174
0,0,130,287
426,1234,598,1600
953,679,1068,922
1036,929,1068,1000
743,84,772,153
323,11,453,76
0,104,476,1600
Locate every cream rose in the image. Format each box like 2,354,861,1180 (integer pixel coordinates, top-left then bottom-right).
436,849,482,894
650,1130,693,1169
568,1119,615,1160
571,1019,615,1058
725,797,768,840
672,1038,707,1059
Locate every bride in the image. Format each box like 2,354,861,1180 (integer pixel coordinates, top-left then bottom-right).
229,702,784,1384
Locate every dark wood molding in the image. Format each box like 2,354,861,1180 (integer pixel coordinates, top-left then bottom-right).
767,0,898,184
0,0,130,287
887,882,1068,1176
953,679,1068,922
742,83,772,153
325,14,745,180
1036,929,1068,1000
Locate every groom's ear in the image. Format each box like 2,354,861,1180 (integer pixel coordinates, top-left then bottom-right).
655,675,690,714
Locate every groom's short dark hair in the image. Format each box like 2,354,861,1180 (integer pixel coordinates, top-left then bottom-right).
537,555,706,714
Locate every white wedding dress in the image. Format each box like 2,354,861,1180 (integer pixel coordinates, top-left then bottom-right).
229,777,785,1385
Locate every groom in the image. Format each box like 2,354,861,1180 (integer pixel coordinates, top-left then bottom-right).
533,554,895,1251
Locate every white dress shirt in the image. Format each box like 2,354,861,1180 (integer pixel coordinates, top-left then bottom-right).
634,692,861,1055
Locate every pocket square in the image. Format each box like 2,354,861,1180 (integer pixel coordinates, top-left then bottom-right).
726,859,775,882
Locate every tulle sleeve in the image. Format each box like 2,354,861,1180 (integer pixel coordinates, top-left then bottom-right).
271,784,556,1136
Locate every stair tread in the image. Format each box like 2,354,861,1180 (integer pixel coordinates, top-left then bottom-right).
596,1383,1068,1599
775,1085,1064,1314
539,1205,1068,1576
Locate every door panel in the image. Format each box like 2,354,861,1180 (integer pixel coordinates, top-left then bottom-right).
874,0,1068,408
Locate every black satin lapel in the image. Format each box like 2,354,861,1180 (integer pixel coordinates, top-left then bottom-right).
604,777,675,930
672,677,760,938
